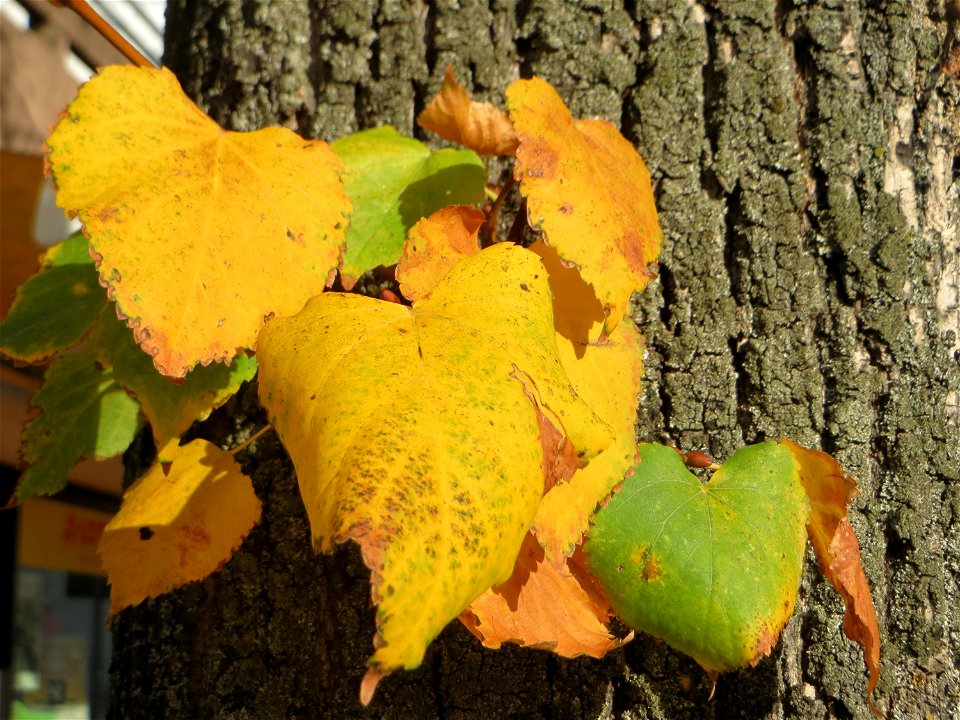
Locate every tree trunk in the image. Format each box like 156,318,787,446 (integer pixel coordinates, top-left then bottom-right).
109,1,959,718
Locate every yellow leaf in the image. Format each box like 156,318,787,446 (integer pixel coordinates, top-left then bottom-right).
45,66,350,378
462,533,631,658
417,65,519,156
257,242,611,694
98,439,261,616
530,240,645,562
506,77,662,333
396,205,483,302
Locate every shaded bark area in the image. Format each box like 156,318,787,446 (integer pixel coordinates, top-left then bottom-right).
110,1,958,718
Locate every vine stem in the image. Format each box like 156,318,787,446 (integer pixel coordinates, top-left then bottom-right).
480,173,514,247
229,425,273,456
55,0,156,68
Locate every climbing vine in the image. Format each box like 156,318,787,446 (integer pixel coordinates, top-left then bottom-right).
0,38,882,716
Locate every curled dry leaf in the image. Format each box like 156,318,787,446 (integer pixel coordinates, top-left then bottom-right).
98,439,261,616
782,439,884,717
462,532,630,658
506,77,662,334
417,65,519,156
45,65,350,377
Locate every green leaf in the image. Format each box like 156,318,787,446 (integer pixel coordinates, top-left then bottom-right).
18,344,141,499
0,232,107,363
584,442,809,673
95,311,258,459
331,126,486,287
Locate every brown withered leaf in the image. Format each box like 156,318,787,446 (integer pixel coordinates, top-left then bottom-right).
461,532,630,658
781,439,884,717
417,65,519,156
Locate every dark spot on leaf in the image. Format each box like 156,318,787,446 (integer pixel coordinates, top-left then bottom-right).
139,526,154,541
520,283,529,291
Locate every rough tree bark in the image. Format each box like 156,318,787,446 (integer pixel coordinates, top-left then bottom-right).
109,1,958,718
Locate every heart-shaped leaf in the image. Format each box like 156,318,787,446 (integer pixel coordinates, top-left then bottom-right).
257,242,611,699
584,442,809,673
46,65,350,377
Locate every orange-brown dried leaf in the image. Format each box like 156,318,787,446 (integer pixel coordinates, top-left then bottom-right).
98,439,261,616
781,439,883,717
396,205,483,302
45,66,350,378
537,409,582,494
507,78,662,333
461,532,629,658
417,65,518,156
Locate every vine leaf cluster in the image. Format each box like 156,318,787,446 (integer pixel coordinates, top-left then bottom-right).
0,63,881,714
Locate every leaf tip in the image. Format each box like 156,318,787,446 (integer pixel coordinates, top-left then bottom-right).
360,667,385,706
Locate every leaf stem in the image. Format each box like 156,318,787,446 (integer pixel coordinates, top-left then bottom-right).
480,173,514,247
230,424,273,456
58,0,157,69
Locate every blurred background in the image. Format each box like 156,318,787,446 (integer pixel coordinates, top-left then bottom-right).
1,2,163,718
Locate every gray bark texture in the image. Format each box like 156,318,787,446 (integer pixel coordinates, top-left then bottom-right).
108,1,959,718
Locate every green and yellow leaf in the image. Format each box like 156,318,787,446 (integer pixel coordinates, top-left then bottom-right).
331,126,485,288
257,242,610,700
584,442,809,674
